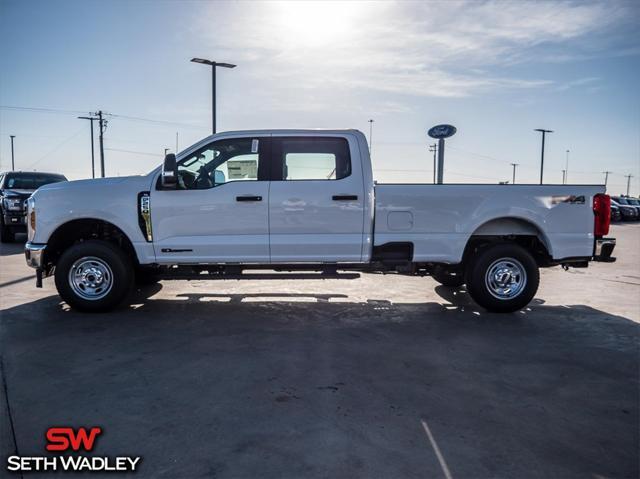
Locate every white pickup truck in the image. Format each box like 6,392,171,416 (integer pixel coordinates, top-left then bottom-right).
25,129,615,313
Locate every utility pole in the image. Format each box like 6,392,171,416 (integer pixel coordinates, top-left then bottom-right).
78,116,97,178
10,135,15,171
562,169,566,184
534,128,553,185
190,58,236,134
510,163,519,184
95,110,107,178
429,143,437,184
603,171,612,187
176,132,179,153
368,119,374,155
625,174,633,196
565,149,570,184
164,148,169,156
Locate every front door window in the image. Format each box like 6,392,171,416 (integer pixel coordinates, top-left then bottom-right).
177,138,262,190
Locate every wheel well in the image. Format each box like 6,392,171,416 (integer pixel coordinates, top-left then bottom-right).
47,219,137,266
463,234,551,267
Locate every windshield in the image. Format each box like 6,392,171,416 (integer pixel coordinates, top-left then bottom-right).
614,198,628,205
4,173,66,190
627,198,639,205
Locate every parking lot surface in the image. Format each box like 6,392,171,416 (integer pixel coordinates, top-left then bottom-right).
1,224,639,478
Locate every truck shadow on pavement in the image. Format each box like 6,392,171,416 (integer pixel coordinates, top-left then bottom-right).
1,284,638,479
0,240,25,257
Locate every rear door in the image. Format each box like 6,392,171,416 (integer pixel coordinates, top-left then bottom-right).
268,135,365,262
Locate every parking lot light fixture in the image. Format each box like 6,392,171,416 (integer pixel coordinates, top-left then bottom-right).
534,128,553,185
190,58,237,134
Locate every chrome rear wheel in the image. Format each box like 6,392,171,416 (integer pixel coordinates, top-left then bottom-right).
484,258,527,300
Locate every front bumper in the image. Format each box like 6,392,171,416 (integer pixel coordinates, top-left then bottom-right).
593,237,616,262
25,242,46,269
3,213,26,227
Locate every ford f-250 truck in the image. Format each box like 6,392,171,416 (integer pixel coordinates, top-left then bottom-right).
24,129,616,313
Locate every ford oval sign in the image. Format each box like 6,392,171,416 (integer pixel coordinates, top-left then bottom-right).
428,124,457,139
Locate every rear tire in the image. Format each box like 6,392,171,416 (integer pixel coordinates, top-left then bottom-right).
464,243,539,313
55,240,133,312
431,268,465,287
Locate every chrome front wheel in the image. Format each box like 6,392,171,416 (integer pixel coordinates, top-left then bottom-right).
55,240,133,312
68,256,114,300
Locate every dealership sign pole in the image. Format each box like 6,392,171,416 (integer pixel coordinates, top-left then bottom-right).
428,124,456,184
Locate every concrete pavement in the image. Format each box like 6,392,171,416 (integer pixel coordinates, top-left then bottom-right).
1,225,638,478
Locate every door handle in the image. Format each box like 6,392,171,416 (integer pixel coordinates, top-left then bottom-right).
236,195,262,202
332,195,358,201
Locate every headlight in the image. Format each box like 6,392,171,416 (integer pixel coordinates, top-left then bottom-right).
27,197,36,240
3,197,24,211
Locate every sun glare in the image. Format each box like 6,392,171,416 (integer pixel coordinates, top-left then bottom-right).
276,1,360,47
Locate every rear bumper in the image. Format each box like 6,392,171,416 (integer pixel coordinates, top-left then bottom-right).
593,237,616,262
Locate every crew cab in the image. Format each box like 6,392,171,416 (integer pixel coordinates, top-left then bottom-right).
1,171,67,242
24,129,615,313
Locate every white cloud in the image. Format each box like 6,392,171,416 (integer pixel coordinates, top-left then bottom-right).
190,0,636,104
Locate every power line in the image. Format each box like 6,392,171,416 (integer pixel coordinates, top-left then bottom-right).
104,147,161,157
1,105,207,130
27,127,86,169
104,113,208,130
0,105,87,116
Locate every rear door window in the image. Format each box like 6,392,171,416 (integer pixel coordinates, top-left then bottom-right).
272,137,351,181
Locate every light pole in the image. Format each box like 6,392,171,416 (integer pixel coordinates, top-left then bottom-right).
562,169,566,184
625,174,633,196
429,143,437,184
510,163,519,184
78,116,97,178
565,149,570,184
191,58,236,134
603,171,612,187
368,119,374,155
10,135,15,171
534,128,553,185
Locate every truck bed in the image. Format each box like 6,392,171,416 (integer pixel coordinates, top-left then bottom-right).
373,184,605,263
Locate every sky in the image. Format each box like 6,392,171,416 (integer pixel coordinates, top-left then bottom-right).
0,0,639,195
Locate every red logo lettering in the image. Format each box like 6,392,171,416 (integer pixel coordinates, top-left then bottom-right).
46,427,102,451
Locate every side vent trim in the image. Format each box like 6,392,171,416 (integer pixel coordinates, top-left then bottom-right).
138,191,153,242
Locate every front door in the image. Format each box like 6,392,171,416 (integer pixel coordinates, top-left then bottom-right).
151,136,270,264
268,135,365,262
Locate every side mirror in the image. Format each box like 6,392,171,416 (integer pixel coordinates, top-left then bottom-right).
161,153,177,189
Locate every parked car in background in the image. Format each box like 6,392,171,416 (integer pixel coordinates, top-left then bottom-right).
610,204,622,222
0,171,67,242
625,197,640,213
611,197,638,221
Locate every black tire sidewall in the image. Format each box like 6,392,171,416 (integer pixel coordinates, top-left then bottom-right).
55,240,133,312
465,243,539,313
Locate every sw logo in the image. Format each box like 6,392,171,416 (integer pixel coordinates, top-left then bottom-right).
46,426,102,451
6,426,141,473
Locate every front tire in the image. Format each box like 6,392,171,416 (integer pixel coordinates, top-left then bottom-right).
465,243,539,313
55,240,133,312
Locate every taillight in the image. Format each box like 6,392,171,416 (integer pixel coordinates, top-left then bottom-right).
593,193,611,237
